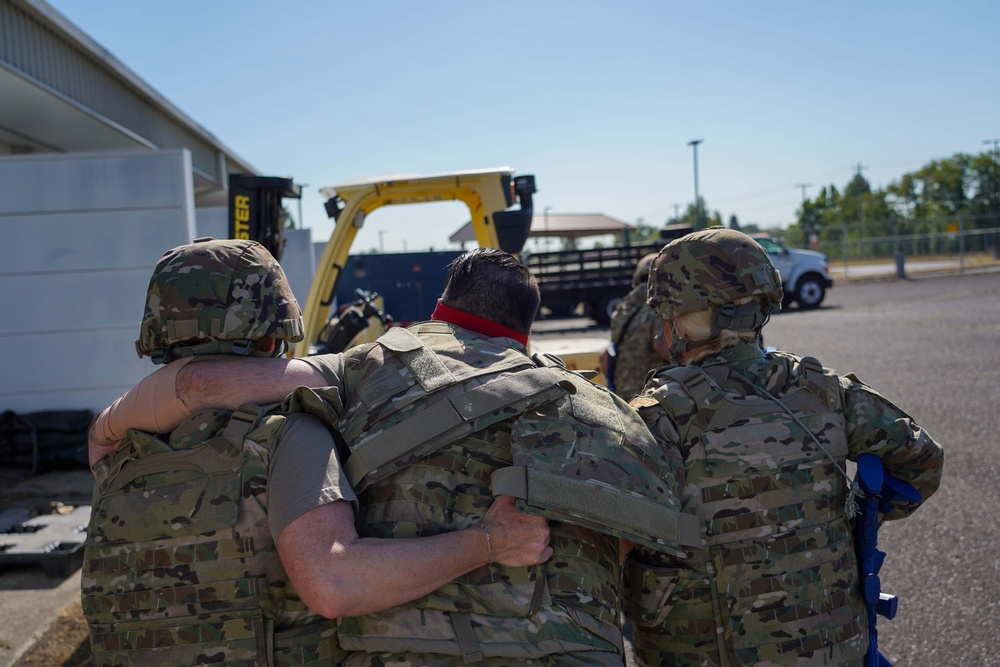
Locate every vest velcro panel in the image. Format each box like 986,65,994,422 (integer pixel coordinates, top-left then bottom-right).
491,464,701,552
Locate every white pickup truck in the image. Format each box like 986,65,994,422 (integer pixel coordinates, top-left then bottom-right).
750,233,833,309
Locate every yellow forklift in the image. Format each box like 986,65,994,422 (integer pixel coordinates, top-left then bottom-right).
227,168,605,382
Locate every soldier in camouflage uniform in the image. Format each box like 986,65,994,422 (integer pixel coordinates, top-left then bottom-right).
84,239,551,667
603,253,666,399
90,247,697,666
624,227,944,667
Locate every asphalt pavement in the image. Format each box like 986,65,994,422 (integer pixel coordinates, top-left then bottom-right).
758,269,1000,666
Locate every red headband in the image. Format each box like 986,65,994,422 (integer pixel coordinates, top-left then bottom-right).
431,301,529,347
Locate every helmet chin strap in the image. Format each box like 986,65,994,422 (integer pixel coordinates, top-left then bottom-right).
668,301,772,364
668,325,716,365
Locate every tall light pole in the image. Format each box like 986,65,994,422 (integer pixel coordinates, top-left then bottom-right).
855,162,867,260
688,139,703,229
297,184,309,230
795,183,811,248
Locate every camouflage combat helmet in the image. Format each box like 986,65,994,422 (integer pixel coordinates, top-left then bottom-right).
648,226,782,319
632,253,658,288
135,238,303,364
647,227,781,360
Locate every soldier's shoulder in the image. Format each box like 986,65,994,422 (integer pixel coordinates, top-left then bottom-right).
644,365,701,394
632,367,704,414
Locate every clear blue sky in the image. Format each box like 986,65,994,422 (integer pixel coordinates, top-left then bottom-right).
47,0,1000,253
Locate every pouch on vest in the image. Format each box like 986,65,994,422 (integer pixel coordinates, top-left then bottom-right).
623,557,682,627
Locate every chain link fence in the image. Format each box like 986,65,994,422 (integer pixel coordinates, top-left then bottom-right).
784,218,1000,276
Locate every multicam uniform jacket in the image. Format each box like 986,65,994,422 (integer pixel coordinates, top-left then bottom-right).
294,320,689,667
625,343,943,667
608,283,664,400
82,408,344,667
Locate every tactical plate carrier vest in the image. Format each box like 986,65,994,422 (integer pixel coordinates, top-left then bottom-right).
285,322,696,664
626,352,868,667
82,406,343,667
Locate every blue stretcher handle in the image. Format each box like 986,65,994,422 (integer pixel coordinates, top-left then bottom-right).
854,454,921,667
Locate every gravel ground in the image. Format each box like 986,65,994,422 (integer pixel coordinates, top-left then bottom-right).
17,602,91,667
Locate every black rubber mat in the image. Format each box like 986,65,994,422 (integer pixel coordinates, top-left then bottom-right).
0,505,90,577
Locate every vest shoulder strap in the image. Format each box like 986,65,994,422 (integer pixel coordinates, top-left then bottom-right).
661,365,716,406
342,366,574,491
799,356,839,409
656,365,722,432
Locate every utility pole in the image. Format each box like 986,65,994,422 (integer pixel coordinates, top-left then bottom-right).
795,183,811,248
688,139,703,229
673,203,681,222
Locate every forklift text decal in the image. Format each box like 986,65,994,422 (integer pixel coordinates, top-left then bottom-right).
233,195,251,239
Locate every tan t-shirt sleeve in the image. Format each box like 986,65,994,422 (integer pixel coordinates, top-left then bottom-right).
267,413,357,540
300,353,348,389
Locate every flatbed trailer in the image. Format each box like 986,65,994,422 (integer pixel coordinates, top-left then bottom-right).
525,242,663,324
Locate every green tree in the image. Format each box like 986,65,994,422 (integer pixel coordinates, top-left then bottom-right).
675,198,722,230
282,205,296,230
629,217,661,243
967,152,999,225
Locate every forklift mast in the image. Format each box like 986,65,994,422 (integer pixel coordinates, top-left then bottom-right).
227,174,301,261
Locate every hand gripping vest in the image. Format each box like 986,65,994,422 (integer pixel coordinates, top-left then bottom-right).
284,323,698,664
82,405,343,667
625,354,869,667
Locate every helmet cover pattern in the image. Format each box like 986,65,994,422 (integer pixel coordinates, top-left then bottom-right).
135,238,303,359
647,227,782,319
632,253,659,288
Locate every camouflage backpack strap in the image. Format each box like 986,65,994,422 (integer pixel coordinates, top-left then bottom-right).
342,367,576,492
98,405,260,495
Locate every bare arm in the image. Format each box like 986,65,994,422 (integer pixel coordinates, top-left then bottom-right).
175,357,327,412
88,356,329,470
276,495,552,619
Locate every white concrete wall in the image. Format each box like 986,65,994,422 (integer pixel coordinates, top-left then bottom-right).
282,229,318,310
0,150,322,415
0,150,198,414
